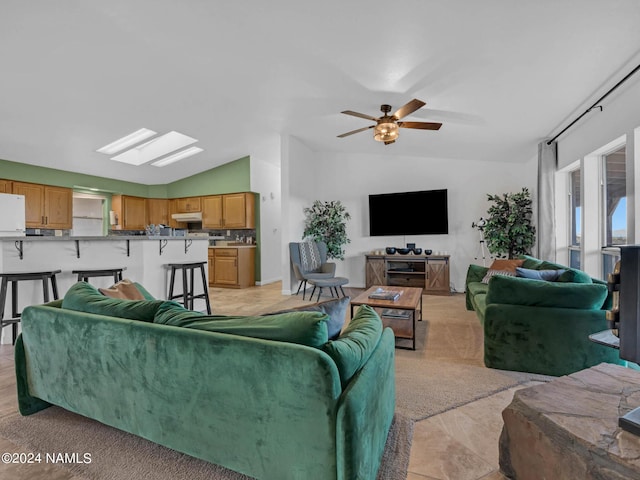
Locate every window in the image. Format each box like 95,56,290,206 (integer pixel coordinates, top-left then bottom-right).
568,169,581,269
603,147,627,246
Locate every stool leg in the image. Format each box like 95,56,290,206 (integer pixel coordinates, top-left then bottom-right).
113,272,119,284
199,265,212,314
168,266,176,301
182,267,188,309
51,274,59,300
42,277,50,303
189,266,195,310
11,280,18,345
0,278,7,343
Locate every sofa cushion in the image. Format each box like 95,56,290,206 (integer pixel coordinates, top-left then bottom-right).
537,261,593,284
153,302,330,347
516,267,565,281
262,296,349,340
519,255,545,270
322,305,382,387
467,282,489,297
485,274,608,309
62,281,165,321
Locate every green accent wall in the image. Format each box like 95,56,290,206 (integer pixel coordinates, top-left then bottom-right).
166,156,251,197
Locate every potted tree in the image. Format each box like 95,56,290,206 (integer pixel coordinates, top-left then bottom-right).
302,200,351,260
483,187,536,259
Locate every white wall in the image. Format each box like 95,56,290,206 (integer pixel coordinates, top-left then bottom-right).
249,136,282,285
282,148,537,292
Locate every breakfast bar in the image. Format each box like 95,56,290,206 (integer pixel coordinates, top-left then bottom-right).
0,236,209,343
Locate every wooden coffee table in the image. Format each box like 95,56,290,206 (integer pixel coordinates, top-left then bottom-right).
350,286,423,350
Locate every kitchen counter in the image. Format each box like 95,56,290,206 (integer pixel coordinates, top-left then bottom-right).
0,237,209,343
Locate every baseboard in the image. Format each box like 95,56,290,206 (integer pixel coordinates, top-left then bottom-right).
255,277,282,286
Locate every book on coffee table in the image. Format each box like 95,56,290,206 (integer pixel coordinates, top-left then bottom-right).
368,288,402,301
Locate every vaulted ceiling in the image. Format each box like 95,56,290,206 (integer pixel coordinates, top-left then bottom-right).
1,1,640,185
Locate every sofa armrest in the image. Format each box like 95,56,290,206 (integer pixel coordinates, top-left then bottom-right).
465,264,488,310
485,275,608,310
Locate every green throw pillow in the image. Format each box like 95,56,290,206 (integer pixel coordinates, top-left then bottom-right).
322,305,382,387
539,261,592,284
62,281,165,322
153,303,330,347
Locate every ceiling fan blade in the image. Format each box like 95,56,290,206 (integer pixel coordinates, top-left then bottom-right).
337,125,375,138
393,99,426,120
341,110,379,121
397,121,442,130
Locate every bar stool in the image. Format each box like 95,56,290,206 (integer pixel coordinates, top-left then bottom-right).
72,267,125,284
0,270,61,345
167,262,211,314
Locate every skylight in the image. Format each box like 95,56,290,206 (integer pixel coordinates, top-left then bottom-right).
97,129,204,167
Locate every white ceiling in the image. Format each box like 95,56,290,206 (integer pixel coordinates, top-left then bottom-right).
1,1,640,185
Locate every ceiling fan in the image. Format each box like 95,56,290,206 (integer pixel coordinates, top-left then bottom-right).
337,99,442,145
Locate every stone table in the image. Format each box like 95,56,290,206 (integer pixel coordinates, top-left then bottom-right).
499,363,640,480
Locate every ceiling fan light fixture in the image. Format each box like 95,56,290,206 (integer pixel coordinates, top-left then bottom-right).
374,122,399,143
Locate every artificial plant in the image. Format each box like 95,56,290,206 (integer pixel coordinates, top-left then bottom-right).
482,187,536,259
302,200,351,260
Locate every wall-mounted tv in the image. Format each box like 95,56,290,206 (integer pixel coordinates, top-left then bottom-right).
369,189,448,236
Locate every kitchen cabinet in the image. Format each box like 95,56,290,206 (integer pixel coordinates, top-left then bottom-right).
202,192,256,229
111,195,147,230
146,198,169,225
174,197,201,213
209,247,255,288
202,195,223,229
12,181,72,229
0,179,12,193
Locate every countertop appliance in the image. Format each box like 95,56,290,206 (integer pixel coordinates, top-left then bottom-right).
0,193,26,237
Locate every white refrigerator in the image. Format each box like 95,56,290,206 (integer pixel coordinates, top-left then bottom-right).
0,193,26,236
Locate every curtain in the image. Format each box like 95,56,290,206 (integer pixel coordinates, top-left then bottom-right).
537,140,557,261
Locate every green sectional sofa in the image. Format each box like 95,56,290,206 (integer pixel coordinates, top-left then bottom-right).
465,255,623,376
15,282,395,480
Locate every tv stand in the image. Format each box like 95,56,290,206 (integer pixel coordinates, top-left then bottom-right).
365,253,450,295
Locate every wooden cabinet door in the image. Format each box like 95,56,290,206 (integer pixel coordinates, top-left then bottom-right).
223,193,255,228
12,182,45,227
214,254,238,285
366,257,386,288
147,198,169,225
44,186,72,229
202,195,223,228
208,250,215,286
122,196,147,230
426,259,450,294
0,180,12,193
175,197,202,213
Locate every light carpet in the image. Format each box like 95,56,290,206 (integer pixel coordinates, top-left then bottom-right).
0,293,548,480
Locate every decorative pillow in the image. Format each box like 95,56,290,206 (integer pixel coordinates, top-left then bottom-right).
299,241,321,272
62,281,165,322
322,305,382,387
539,261,593,284
262,296,349,340
153,305,330,348
516,267,566,281
99,279,145,300
489,259,525,273
482,269,516,284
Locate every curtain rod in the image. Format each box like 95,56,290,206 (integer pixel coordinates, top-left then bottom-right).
547,63,640,145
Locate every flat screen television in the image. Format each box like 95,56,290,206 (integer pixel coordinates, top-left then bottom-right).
368,189,448,236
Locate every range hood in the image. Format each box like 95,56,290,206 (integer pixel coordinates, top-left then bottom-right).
171,212,202,222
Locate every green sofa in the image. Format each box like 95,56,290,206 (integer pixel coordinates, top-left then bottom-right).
465,255,623,376
15,282,396,480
